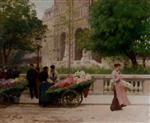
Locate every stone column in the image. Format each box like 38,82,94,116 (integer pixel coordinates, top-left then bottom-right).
91,79,104,95
143,80,150,95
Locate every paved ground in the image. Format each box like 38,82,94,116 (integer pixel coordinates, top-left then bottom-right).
83,95,150,105
0,94,149,123
0,103,149,123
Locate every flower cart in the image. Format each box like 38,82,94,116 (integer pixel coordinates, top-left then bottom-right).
0,77,28,104
41,71,94,107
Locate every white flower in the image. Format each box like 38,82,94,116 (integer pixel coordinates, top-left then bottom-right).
73,71,92,83
10,79,16,83
85,74,92,80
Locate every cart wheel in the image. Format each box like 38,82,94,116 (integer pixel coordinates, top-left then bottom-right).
61,90,83,107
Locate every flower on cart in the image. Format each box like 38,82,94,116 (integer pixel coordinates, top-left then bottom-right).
0,77,27,90
73,71,92,84
85,74,92,80
51,71,92,89
79,71,86,77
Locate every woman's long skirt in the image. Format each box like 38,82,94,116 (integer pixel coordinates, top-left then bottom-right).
39,81,54,106
110,82,130,111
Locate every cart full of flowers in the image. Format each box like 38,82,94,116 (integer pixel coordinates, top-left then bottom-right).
0,77,28,104
45,71,94,107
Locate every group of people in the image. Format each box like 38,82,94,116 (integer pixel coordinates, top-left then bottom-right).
26,63,130,110
26,64,58,105
0,66,20,79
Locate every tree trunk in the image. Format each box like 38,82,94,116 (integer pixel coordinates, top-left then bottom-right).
4,54,9,65
126,51,138,67
142,57,146,67
3,51,9,65
130,56,138,67
0,50,3,65
2,47,12,65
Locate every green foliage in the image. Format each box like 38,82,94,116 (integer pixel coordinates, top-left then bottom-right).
57,66,150,74
19,65,150,74
0,0,47,64
133,35,150,57
89,0,150,66
10,50,26,64
57,67,112,74
0,81,28,95
76,29,93,50
19,65,30,73
122,66,150,74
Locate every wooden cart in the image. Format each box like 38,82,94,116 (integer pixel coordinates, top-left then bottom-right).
40,80,93,107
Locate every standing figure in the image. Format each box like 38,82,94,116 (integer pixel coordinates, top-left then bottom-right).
39,66,49,82
110,63,130,111
26,64,38,99
49,65,58,83
39,66,53,106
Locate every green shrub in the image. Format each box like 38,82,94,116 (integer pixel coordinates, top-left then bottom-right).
56,67,112,74
57,66,150,74
20,65,150,74
19,65,30,73
122,66,150,74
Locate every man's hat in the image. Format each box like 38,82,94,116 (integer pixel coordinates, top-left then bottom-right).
43,66,48,70
50,65,55,69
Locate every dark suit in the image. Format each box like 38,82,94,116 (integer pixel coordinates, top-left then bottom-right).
26,68,38,99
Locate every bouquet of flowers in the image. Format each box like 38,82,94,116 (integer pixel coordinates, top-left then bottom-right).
0,77,28,95
52,71,92,89
73,71,92,84
53,76,76,88
121,80,133,90
47,71,93,99
110,79,133,90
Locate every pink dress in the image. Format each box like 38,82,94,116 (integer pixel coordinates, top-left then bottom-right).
110,70,130,111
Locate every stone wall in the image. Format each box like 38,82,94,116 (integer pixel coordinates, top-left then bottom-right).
91,74,150,95
59,74,150,95
21,73,150,96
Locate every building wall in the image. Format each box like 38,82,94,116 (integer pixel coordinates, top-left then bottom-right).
41,0,93,66
42,7,56,66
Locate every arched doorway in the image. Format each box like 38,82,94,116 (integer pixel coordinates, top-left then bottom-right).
75,28,83,60
59,32,66,60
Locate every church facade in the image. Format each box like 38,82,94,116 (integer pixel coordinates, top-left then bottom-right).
41,0,104,68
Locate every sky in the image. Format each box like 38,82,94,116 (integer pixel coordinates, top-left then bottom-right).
31,0,54,19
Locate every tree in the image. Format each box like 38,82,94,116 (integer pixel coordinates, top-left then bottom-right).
134,35,150,67
76,28,103,63
76,28,93,50
0,0,47,65
89,0,150,67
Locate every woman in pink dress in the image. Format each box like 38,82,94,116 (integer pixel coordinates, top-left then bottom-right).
110,63,130,111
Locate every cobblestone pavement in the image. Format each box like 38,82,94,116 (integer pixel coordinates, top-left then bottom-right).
0,94,149,123
0,103,149,123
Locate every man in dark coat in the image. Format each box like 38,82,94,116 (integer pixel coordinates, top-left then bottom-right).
39,66,49,82
26,64,38,99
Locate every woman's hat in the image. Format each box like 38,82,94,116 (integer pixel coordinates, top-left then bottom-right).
114,63,121,67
